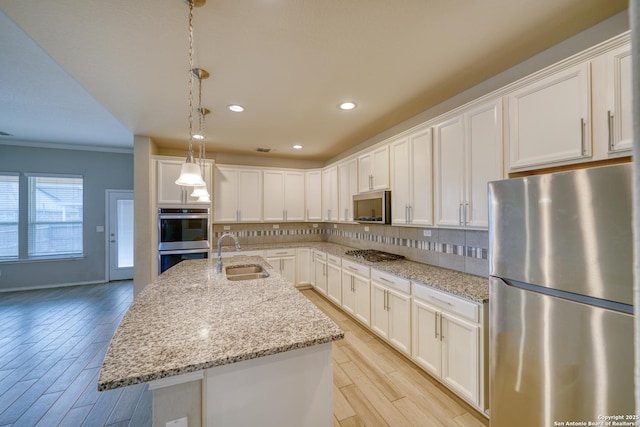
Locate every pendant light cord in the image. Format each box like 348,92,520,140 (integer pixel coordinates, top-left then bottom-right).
186,0,195,162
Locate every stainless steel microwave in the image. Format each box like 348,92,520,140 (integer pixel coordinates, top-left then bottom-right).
353,191,391,224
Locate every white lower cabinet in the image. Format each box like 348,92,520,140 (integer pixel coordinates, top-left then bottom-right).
265,249,296,285
370,270,411,356
341,260,371,327
295,248,311,287
326,255,342,306
314,251,328,295
411,284,485,410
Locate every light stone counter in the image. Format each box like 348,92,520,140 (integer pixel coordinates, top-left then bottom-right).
98,255,344,391
221,242,489,303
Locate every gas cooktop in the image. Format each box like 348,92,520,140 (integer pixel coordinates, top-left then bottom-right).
344,249,405,263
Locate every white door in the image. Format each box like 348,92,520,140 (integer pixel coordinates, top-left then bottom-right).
107,190,134,281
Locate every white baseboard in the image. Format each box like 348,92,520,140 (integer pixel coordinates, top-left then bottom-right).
0,279,109,293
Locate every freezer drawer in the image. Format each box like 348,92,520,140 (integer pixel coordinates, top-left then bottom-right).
489,277,634,427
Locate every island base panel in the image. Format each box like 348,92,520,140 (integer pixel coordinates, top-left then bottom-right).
204,342,333,427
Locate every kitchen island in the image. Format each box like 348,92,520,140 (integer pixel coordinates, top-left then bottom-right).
98,256,344,427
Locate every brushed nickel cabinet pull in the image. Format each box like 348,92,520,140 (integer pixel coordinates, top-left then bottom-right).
607,110,614,151
440,313,444,341
435,311,439,339
580,118,587,155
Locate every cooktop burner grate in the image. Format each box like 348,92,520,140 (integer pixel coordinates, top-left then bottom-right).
344,249,405,263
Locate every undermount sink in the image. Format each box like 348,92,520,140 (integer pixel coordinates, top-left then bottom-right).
225,264,270,281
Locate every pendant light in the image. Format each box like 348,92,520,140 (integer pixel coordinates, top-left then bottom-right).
175,0,206,187
190,68,211,201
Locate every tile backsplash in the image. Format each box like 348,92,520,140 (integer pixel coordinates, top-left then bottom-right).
213,222,489,277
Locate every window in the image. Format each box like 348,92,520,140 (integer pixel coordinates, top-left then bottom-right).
28,175,83,258
0,174,19,259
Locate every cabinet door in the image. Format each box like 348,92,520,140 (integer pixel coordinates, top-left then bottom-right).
341,271,357,317
213,166,239,222
371,145,390,190
157,160,185,204
353,274,371,327
314,258,327,295
412,298,441,377
263,170,284,221
295,248,311,286
281,256,296,285
371,282,389,340
357,153,372,193
434,115,465,227
390,137,410,225
284,171,305,221
388,290,411,356
465,99,503,228
327,262,342,306
508,62,590,170
305,170,322,221
338,159,358,222
237,169,262,222
322,167,338,221
408,127,433,226
441,312,480,405
605,44,633,153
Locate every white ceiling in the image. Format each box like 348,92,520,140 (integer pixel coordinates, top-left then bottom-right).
0,0,628,161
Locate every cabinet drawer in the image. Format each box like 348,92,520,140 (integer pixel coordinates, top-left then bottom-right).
314,251,327,261
265,248,296,257
342,259,370,278
327,254,341,265
413,283,479,322
371,269,410,294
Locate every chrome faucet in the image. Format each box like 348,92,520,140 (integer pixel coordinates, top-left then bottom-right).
216,232,241,273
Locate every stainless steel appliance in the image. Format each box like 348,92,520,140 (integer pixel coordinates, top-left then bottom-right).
488,163,634,426
158,208,210,273
353,190,391,224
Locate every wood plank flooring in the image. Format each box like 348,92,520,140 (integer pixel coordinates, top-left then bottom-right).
0,281,150,427
301,289,488,427
0,281,487,426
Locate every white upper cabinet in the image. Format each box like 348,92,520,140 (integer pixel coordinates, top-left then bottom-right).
305,170,322,221
358,145,390,193
434,99,503,229
600,42,633,154
263,170,305,222
390,126,433,226
156,158,213,205
465,100,504,228
213,166,262,223
507,62,591,171
322,166,338,222
338,158,358,222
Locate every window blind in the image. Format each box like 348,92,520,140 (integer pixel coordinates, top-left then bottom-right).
28,175,83,258
0,174,19,258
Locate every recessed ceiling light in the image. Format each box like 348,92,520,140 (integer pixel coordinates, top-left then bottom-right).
339,102,356,110
228,104,245,112
293,145,303,150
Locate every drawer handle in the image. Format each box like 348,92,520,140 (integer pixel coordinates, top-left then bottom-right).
275,252,288,255
379,277,395,284
347,266,358,271
431,296,453,307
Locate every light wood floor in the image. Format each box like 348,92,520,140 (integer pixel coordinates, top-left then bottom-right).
0,281,487,426
301,289,488,427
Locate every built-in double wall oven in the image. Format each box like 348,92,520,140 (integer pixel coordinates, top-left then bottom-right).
158,207,210,274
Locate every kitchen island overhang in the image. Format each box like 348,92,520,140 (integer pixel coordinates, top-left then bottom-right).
98,256,343,426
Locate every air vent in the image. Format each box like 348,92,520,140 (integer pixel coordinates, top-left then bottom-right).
0,131,12,137
256,148,271,153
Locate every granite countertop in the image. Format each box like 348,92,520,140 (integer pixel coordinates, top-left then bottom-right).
221,242,489,303
98,256,344,391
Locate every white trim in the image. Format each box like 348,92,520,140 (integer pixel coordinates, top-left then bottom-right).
0,279,106,293
147,371,204,390
0,139,133,154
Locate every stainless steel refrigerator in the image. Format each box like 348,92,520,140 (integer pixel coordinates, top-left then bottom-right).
488,163,634,426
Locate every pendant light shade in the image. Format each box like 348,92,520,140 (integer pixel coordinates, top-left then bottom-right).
175,160,205,186
190,183,210,198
